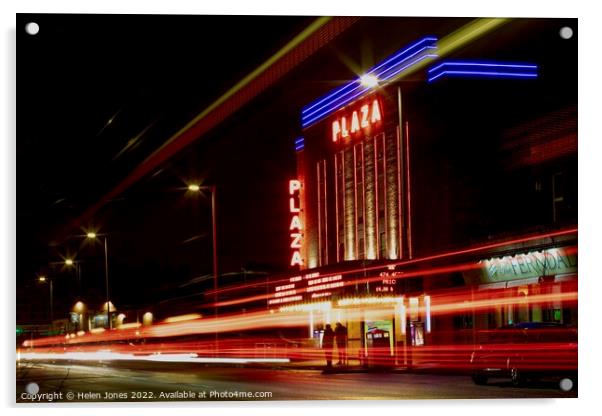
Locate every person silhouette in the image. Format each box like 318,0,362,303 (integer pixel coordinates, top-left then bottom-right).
322,324,335,368
335,322,348,365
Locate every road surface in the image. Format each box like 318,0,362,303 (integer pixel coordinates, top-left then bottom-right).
16,360,577,402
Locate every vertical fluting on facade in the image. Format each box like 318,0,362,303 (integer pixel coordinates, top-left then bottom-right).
344,147,356,260
363,138,377,259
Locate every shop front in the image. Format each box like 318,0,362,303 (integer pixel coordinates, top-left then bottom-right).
272,269,433,366
465,245,578,330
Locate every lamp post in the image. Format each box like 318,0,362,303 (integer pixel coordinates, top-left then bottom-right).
188,184,219,351
38,276,53,332
86,232,112,329
63,258,84,332
41,258,78,333
72,300,86,331
64,258,82,295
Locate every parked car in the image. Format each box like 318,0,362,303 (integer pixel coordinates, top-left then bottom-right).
470,322,577,386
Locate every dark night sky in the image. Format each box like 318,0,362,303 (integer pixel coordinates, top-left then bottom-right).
17,15,577,317
17,14,316,312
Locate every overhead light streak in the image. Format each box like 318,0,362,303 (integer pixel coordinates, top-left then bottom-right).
206,227,578,298
18,351,290,364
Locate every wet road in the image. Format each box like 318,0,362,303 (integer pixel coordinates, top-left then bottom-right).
16,360,577,402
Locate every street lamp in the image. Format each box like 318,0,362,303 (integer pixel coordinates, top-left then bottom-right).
73,300,85,314
72,300,86,331
187,184,200,192
63,257,81,292
85,232,112,329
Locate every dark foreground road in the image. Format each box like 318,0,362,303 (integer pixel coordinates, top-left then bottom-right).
16,360,577,402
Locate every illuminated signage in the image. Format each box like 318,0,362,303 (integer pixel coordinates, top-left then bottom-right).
376,271,402,293
331,98,382,143
289,180,303,267
269,271,345,307
481,247,577,283
311,292,332,299
268,295,303,305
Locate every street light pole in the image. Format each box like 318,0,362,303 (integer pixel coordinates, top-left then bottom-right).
210,186,218,321
104,236,111,329
38,276,54,333
208,186,219,355
85,232,111,329
49,279,54,330
188,183,219,353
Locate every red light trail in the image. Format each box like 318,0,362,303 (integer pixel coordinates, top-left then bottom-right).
206,227,577,298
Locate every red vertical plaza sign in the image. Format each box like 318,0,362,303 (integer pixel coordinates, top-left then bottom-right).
289,179,303,267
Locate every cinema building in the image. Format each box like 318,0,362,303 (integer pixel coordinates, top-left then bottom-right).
269,20,577,364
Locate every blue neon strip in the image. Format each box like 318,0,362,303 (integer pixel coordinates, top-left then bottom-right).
380,53,439,82
374,45,437,81
301,36,438,128
302,52,439,128
428,61,538,74
427,61,538,83
301,37,437,117
294,137,305,152
302,44,436,120
428,70,538,83
301,40,437,121
302,46,436,124
366,37,437,78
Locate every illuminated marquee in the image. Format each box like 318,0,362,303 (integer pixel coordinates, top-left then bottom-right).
332,98,382,143
268,270,347,307
289,180,303,267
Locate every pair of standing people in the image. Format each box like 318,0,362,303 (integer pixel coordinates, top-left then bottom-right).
323,322,348,368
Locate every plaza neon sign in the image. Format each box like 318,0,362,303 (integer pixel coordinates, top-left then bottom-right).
331,98,382,143
289,180,303,267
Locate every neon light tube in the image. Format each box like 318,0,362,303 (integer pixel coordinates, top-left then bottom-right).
428,61,538,73
302,45,437,123
429,71,538,82
301,36,438,128
301,37,436,116
427,60,538,83
302,52,438,127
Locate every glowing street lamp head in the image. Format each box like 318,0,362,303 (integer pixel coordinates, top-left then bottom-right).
142,311,153,326
38,276,46,282
360,73,379,88
86,232,97,239
188,184,200,192
73,301,85,313
102,301,116,312
65,258,74,266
